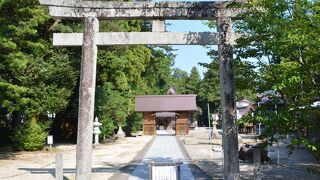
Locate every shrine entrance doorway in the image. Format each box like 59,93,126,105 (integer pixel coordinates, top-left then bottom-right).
135,95,197,136
155,112,176,135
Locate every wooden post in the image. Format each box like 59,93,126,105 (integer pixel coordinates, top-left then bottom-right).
76,16,99,180
55,153,63,180
217,13,240,180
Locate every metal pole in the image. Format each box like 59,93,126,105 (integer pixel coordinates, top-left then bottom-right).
76,16,99,180
207,103,211,133
275,103,280,166
207,103,212,157
277,133,280,166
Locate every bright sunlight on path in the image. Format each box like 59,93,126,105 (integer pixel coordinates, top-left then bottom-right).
128,130,194,180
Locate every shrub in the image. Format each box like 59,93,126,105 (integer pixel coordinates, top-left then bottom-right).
100,115,116,139
124,112,142,135
11,123,49,151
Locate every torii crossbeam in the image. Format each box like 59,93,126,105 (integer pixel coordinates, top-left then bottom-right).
39,0,242,179
40,0,244,19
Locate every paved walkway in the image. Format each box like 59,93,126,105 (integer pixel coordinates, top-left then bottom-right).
128,130,194,180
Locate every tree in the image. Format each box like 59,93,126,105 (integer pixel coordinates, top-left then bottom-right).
197,47,257,126
142,46,175,95
198,53,257,106
93,20,152,137
0,0,179,144
185,66,201,94
234,0,320,157
0,0,78,126
170,68,188,94
235,0,320,101
93,20,176,137
0,0,81,147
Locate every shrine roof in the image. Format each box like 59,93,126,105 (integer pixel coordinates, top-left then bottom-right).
135,95,197,112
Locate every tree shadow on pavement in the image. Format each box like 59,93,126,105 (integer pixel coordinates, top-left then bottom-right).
0,147,18,160
18,166,124,180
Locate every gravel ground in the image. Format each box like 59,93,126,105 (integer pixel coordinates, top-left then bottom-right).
0,135,153,180
1,128,319,180
181,127,320,180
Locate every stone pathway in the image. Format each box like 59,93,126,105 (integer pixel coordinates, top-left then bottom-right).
128,130,194,180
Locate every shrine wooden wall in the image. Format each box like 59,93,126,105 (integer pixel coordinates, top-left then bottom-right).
142,112,155,135
176,112,189,135
142,111,190,135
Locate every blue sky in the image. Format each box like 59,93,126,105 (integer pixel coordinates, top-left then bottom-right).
166,20,216,78
151,1,260,79
152,0,221,78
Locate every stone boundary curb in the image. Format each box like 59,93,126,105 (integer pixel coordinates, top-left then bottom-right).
108,136,156,180
176,136,213,180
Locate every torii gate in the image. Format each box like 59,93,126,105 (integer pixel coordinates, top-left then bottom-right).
39,0,242,179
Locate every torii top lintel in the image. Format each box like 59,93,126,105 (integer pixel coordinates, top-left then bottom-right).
39,0,244,20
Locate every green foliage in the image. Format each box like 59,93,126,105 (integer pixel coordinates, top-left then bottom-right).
0,0,78,128
92,20,176,137
142,47,175,95
124,112,142,135
197,55,257,125
0,0,180,142
11,122,49,151
234,0,320,100
290,137,320,161
199,51,257,102
198,60,220,103
94,31,175,136
233,0,320,156
170,68,188,94
185,67,201,94
169,66,201,95
99,115,116,138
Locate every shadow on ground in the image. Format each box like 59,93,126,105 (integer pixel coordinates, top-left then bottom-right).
0,147,17,160
17,166,126,180
258,163,320,179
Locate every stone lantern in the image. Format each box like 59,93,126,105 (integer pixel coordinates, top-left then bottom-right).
211,114,221,139
211,114,219,130
93,117,102,144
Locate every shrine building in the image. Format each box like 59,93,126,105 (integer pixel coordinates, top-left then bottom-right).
135,89,197,135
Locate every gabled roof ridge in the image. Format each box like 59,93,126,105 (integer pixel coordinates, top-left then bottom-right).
237,98,254,104
136,94,197,98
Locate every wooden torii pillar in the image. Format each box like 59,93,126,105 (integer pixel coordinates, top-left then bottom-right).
39,0,243,179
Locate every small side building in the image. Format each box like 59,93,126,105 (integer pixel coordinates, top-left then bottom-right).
236,99,255,134
135,94,197,135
